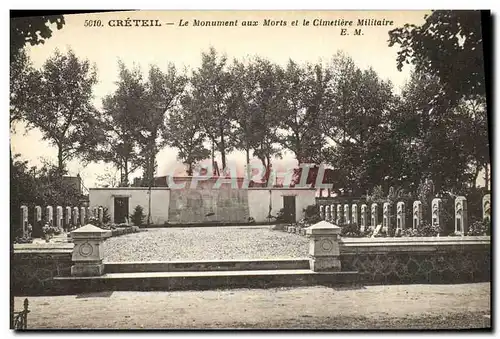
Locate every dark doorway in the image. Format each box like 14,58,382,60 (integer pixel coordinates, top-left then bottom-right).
283,196,296,223
114,197,129,224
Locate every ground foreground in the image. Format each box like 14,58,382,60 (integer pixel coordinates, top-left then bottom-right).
14,283,490,330
104,226,309,262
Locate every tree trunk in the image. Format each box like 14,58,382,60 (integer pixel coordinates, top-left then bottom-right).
220,129,226,170
245,147,250,180
57,146,64,177
187,162,193,176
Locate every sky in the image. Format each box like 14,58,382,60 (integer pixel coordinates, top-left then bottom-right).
10,10,431,189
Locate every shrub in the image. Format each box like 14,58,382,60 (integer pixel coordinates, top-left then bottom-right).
303,204,321,224
340,223,362,237
102,207,111,224
275,208,288,224
467,218,490,236
130,205,145,227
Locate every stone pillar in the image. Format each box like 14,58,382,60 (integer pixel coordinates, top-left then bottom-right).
324,205,330,221
46,206,53,226
306,220,341,272
56,206,63,229
70,224,109,276
73,207,79,227
343,204,350,224
382,202,391,233
65,206,71,230
431,198,442,229
33,206,42,238
360,204,368,232
351,204,358,226
371,203,378,229
483,194,491,221
20,206,28,237
455,196,468,234
336,205,343,225
413,201,422,229
319,205,324,220
80,207,86,225
93,208,98,221
87,207,93,220
396,202,405,232
330,204,336,223
98,207,104,224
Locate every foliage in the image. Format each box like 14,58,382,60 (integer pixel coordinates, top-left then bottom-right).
165,94,210,175
21,49,100,174
102,207,111,224
277,60,326,164
340,223,363,237
275,208,288,224
322,53,398,195
94,61,145,186
401,221,441,237
467,218,490,236
42,223,61,240
388,10,485,103
303,204,322,224
10,155,85,230
137,63,187,186
190,47,234,170
10,15,65,58
130,205,146,227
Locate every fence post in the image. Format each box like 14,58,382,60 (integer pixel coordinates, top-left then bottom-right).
306,220,341,272
70,224,109,276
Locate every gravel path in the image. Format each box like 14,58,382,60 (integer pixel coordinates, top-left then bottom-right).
13,283,490,329
104,226,308,262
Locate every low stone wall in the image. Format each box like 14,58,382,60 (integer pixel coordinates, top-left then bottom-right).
12,243,73,295
340,236,491,284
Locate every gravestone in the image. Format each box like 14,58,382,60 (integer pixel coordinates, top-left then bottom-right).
483,194,491,221
20,206,28,237
455,196,467,234
371,203,378,229
351,204,358,226
325,205,330,221
413,201,422,229
56,206,63,229
344,204,350,224
46,206,53,226
431,198,442,229
65,206,71,230
360,204,368,232
319,205,324,220
80,207,86,226
396,201,405,231
98,207,104,224
33,206,42,237
382,202,391,233
336,205,343,225
330,204,336,223
73,207,79,226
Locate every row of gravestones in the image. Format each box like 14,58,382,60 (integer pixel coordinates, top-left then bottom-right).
319,194,491,235
18,205,105,238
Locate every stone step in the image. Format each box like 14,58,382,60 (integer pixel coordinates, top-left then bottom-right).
104,258,311,273
53,269,359,293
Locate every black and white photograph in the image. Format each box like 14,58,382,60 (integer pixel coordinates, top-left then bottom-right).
9,9,491,330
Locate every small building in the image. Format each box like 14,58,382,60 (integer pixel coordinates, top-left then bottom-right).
89,176,316,225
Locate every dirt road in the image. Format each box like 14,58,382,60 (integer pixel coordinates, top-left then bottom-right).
13,283,490,329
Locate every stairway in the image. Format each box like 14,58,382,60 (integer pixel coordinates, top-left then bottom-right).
54,259,359,293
